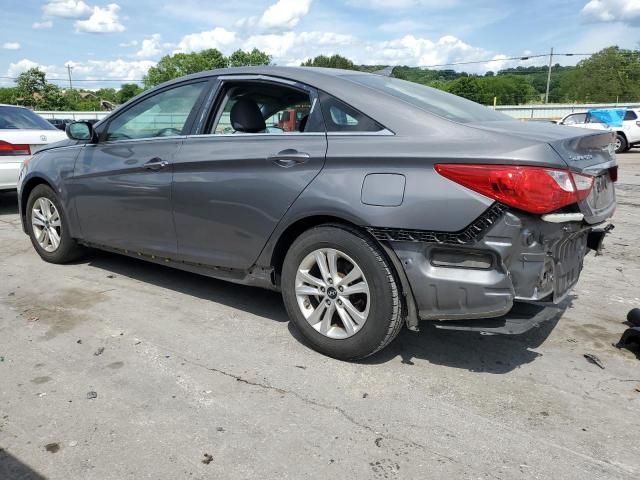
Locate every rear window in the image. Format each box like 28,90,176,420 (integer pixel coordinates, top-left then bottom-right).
624,110,638,121
340,74,513,124
0,106,56,130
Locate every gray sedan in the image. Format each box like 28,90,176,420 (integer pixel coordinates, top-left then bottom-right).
17,67,617,360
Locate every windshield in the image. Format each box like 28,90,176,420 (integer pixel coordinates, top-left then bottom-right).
0,106,57,130
341,74,514,124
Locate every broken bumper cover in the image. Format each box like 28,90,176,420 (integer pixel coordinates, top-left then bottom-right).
433,301,565,335
382,205,612,334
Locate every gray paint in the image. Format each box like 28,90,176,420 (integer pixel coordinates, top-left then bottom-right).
17,66,616,326
361,174,406,207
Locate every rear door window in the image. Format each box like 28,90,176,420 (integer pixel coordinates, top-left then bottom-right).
624,110,638,121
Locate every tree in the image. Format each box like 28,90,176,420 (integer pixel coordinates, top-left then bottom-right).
144,49,227,88
446,77,485,103
301,54,358,70
558,46,640,102
0,87,17,104
118,83,143,103
38,84,66,110
15,68,48,107
228,48,271,67
143,48,273,88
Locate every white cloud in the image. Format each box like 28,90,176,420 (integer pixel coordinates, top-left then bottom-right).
173,25,520,74
135,34,163,58
7,59,60,79
70,58,155,81
581,0,640,24
6,58,152,87
258,0,312,29
119,40,138,47
32,20,54,29
75,3,125,33
2,42,21,50
43,0,92,18
174,27,236,53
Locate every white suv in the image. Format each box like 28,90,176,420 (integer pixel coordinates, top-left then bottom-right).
560,108,640,153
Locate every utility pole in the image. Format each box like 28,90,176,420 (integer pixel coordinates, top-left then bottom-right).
545,47,553,104
66,64,73,90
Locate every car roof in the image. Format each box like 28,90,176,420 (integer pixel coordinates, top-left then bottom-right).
121,66,439,135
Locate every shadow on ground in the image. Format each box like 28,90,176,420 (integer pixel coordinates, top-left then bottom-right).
0,448,47,480
86,248,563,373
86,250,289,323
0,192,19,215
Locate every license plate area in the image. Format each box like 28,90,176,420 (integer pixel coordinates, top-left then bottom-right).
553,230,589,302
588,174,614,210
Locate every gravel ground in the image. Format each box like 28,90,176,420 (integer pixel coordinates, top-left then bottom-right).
0,153,639,480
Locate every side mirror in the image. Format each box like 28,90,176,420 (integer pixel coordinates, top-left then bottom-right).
66,121,96,142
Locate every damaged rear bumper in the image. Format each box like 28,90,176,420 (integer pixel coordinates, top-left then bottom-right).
375,204,612,334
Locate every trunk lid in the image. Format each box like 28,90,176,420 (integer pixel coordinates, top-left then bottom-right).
469,120,616,224
0,129,68,162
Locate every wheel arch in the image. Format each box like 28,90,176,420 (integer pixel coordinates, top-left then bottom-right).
267,214,420,330
20,176,55,227
269,214,359,282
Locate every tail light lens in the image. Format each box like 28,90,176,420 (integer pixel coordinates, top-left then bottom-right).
0,141,31,156
435,164,594,214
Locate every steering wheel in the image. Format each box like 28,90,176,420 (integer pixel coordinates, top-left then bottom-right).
155,127,182,137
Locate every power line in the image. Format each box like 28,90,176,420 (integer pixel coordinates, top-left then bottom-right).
0,76,143,82
414,52,594,69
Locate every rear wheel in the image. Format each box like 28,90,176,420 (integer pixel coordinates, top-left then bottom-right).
281,225,403,360
614,133,628,154
26,184,84,263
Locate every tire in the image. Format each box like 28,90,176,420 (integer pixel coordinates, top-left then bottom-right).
26,184,84,263
281,224,403,360
614,133,628,154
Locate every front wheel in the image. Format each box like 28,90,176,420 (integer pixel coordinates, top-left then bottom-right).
281,225,403,360
26,184,84,263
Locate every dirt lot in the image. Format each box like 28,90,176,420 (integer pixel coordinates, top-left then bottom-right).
0,154,639,480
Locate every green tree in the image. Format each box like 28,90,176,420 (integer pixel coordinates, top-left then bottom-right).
301,54,358,70
228,48,271,67
446,77,485,103
0,87,17,104
38,84,66,110
118,83,143,103
558,46,640,102
15,68,47,107
143,49,227,88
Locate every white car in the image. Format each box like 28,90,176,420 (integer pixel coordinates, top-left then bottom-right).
0,104,67,191
560,108,640,154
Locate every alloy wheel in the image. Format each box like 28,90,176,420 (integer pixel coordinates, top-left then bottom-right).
31,197,62,253
295,248,370,339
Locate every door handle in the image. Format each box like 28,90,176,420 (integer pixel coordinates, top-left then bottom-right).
268,149,310,168
144,158,169,171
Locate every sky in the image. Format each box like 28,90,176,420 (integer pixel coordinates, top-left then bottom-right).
0,0,639,88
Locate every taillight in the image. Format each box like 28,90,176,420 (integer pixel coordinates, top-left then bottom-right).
0,141,31,156
434,164,594,214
